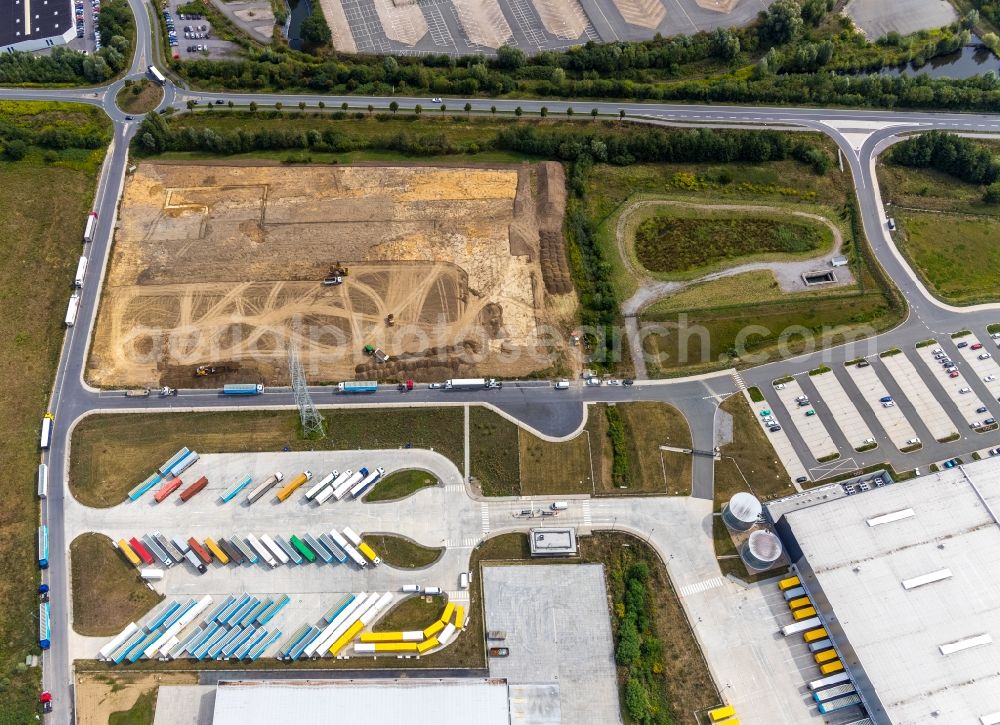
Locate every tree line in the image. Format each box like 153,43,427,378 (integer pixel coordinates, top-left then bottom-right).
889,130,1000,201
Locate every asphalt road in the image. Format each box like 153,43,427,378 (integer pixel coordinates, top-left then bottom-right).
6,6,1000,719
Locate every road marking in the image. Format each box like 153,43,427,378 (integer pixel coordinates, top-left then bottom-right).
446,590,470,602
678,576,726,598
481,503,490,534
731,370,747,393
582,500,592,526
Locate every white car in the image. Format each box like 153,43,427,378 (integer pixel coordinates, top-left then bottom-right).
428,383,442,389
882,401,895,408
585,377,601,386
959,387,972,394
906,437,920,445
431,97,443,103
980,353,993,360
985,375,996,383
992,333,1000,339
606,379,622,386
774,383,785,390
971,421,981,429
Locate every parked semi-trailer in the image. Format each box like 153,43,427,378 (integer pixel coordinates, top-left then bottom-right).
65,292,80,327
348,467,385,499
159,448,190,476
39,601,51,650
142,535,173,568
275,471,313,502
320,533,348,563
169,450,200,477
128,473,161,501
153,532,183,563
183,549,208,574
337,381,377,393
40,413,54,450
246,472,284,504
232,537,258,564
99,623,139,661
129,537,155,566
223,383,264,395
187,538,212,565
37,463,48,499
342,526,382,566
220,474,253,503
329,529,367,568
304,471,337,501
332,468,368,501
38,525,49,569
217,538,244,565
260,534,290,565
315,470,352,505
292,535,319,563
247,534,277,568
154,477,183,503
204,538,229,565
117,539,142,566
275,536,302,565
443,377,501,390
179,476,209,502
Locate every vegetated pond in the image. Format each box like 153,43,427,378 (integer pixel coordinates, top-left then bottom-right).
286,0,311,50
879,41,1000,79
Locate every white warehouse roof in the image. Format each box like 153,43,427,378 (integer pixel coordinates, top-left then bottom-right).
212,679,511,725
777,460,1000,724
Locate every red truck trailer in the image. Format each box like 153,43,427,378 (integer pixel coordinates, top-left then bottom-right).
179,476,209,502
129,537,155,566
153,477,183,503
187,537,212,565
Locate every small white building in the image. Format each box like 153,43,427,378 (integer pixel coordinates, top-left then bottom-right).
830,256,849,267
1,0,77,53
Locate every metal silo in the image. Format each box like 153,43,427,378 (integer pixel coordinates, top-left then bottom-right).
741,530,783,571
722,491,762,532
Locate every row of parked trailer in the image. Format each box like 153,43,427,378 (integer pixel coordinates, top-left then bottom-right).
99,594,288,664
115,526,381,574
778,576,866,717
127,447,202,501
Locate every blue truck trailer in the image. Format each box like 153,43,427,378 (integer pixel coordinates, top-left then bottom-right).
223,384,263,395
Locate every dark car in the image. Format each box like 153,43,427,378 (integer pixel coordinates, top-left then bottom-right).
986,418,997,425
977,406,988,414
769,425,781,432
957,341,969,348
795,476,807,484
622,379,634,386
488,647,510,657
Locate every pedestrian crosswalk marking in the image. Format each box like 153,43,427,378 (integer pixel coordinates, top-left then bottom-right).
481,503,490,534
678,576,726,598
582,500,592,526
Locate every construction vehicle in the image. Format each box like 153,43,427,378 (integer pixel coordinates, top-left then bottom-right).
194,364,235,377
363,345,389,363
323,262,348,285
386,313,395,327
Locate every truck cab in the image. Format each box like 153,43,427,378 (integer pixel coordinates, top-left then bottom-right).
398,379,414,392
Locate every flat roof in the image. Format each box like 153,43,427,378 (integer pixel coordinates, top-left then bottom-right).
529,527,577,556
0,0,73,48
212,679,511,725
778,459,1000,723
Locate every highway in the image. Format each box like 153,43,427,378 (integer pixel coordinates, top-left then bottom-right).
5,0,1000,719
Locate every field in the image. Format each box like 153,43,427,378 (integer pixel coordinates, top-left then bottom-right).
70,534,164,636
70,408,464,507
879,161,1000,305
641,273,894,374
0,102,111,722
713,394,795,581
473,403,691,497
89,161,575,388
633,208,832,277
76,673,198,725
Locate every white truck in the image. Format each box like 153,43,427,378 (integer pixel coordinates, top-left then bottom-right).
444,378,501,390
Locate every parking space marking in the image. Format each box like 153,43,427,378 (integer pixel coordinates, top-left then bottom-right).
810,456,858,480
915,343,989,430
746,393,808,483
843,362,918,450
677,576,725,598
773,379,838,460
955,333,1000,404
880,352,958,441
808,370,876,450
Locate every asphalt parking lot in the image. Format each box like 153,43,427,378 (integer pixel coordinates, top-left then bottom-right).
844,361,918,451
749,397,809,483
773,379,838,461
915,342,989,429
955,333,1000,404
163,0,239,60
807,369,876,451
879,352,957,441
482,564,620,725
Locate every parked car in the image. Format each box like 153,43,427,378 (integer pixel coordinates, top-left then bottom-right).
977,406,988,414
879,395,892,403
606,379,622,386
906,437,920,445
959,387,972,394
489,647,510,657
944,459,958,469
623,379,634,386
882,401,895,408
932,348,943,354
986,418,997,425
795,476,807,483
797,400,810,407
428,382,442,389
950,371,960,378
856,360,870,367
769,425,781,432
795,394,808,402
970,421,981,429
774,383,785,390
985,375,996,382
585,377,601,386
805,410,816,417
972,343,983,350
989,447,1000,456
759,409,771,417
980,353,993,360
957,341,969,348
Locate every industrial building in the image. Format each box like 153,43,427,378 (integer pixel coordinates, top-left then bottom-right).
528,527,577,557
767,459,1000,724
1,0,76,52
211,679,512,725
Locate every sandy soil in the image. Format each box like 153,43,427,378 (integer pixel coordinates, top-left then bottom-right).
90,163,575,387
612,0,667,28
77,672,197,725
451,0,513,48
531,0,589,39
317,0,357,52
372,0,428,45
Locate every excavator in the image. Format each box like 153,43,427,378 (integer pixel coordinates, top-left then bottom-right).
323,262,349,286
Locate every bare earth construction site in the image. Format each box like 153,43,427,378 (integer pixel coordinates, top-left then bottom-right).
89,162,575,387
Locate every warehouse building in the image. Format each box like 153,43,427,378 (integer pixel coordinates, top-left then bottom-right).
1,0,76,53
211,679,512,725
767,460,1000,724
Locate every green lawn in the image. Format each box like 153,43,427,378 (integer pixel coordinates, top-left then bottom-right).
363,469,439,502
70,408,464,507
879,160,1000,305
108,690,157,725
364,534,443,569
0,101,110,722
374,594,446,632
469,407,520,497
633,208,831,278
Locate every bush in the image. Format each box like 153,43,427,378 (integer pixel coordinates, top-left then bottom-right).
3,139,27,160
984,182,1000,203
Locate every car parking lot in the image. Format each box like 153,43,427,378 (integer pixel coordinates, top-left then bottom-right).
843,360,919,451
807,369,876,451
748,396,809,483
773,379,838,461
954,333,1000,404
915,342,990,431
163,0,239,59
879,351,957,441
